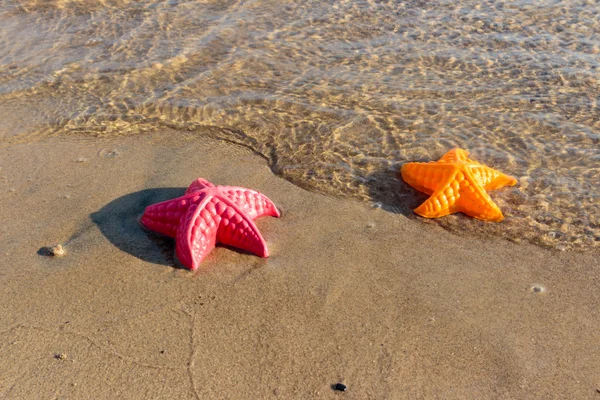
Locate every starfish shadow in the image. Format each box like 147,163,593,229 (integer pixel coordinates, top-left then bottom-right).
362,164,428,216
90,188,185,268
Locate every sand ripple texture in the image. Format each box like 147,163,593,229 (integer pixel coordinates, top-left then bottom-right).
0,0,598,250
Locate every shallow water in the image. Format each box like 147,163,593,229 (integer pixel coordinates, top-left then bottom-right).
0,0,598,249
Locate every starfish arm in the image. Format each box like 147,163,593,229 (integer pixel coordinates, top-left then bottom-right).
141,193,206,238
413,179,461,218
219,187,281,219
185,178,215,195
401,162,458,195
455,170,505,222
469,165,518,191
439,148,470,163
214,197,270,258
175,196,218,270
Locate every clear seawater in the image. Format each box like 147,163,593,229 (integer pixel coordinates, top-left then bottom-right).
0,0,598,249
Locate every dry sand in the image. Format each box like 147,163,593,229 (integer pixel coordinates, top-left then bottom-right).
0,130,599,399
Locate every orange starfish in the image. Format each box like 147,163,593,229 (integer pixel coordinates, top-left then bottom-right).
400,148,518,222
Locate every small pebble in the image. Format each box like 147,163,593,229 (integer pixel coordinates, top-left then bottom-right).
333,383,347,392
530,284,546,294
54,352,67,360
8,188,16,193
76,157,88,163
50,244,66,257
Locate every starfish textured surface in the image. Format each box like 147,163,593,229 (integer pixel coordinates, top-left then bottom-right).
141,178,280,270
400,148,518,222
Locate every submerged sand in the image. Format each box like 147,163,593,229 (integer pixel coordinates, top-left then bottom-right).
0,130,599,399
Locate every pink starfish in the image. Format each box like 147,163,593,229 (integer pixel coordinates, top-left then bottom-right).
141,178,280,270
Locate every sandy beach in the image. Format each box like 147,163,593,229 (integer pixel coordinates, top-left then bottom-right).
1,130,598,399
1,1,598,398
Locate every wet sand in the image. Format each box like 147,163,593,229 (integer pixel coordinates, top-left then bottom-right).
1,130,599,399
